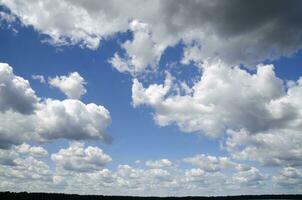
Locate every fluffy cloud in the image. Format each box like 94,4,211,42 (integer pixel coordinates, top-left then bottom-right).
109,20,168,75
36,99,111,141
32,75,46,84
231,167,266,187
0,63,111,148
0,148,288,196
132,61,302,168
145,159,172,168
14,143,48,158
224,77,302,166
0,98,111,148
51,142,112,172
273,167,302,188
0,63,38,114
0,144,51,189
184,154,236,172
1,1,302,70
225,129,302,167
0,143,48,166
48,72,86,99
132,61,290,137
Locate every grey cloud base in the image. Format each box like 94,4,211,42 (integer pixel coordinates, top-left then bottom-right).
1,0,302,73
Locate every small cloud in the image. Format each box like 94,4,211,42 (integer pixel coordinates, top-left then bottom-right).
32,74,46,84
48,72,87,99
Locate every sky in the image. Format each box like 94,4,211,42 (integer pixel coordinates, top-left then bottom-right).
0,0,302,196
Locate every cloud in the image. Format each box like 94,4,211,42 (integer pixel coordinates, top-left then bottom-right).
48,72,87,99
0,10,16,23
32,75,46,84
0,143,48,166
36,99,111,141
2,0,302,69
145,159,172,168
0,98,111,148
0,63,111,148
273,167,302,188
132,61,290,137
0,144,51,187
0,63,38,114
184,154,237,172
132,61,302,168
225,129,302,167
0,148,289,196
14,143,48,157
51,142,112,172
231,167,266,187
109,20,167,75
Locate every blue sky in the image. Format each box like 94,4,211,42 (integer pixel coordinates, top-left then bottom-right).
0,1,302,196
0,19,220,165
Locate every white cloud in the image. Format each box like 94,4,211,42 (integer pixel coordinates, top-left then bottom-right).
2,0,302,70
48,72,86,99
0,63,111,148
14,143,48,157
132,61,302,169
109,20,167,75
0,63,38,114
231,167,266,186
225,129,302,167
184,154,236,172
132,61,288,138
36,99,111,141
32,75,46,84
145,159,172,168
0,148,293,196
0,143,47,166
0,144,52,186
0,98,112,148
51,142,112,172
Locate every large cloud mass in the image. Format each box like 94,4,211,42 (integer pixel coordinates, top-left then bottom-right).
132,61,302,170
0,63,111,148
1,0,302,73
132,61,296,137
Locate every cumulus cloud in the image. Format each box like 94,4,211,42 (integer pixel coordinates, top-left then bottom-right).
273,167,302,188
1,0,302,70
225,129,302,167
0,63,38,114
51,142,112,172
48,72,87,99
132,61,302,169
14,143,48,157
0,63,111,148
132,61,291,137
0,143,47,166
0,98,111,148
0,144,51,189
109,20,167,75
184,154,237,172
36,99,111,141
231,167,266,187
145,159,172,168
0,149,286,196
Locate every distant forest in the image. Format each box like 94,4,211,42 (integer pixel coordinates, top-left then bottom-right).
0,192,301,200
